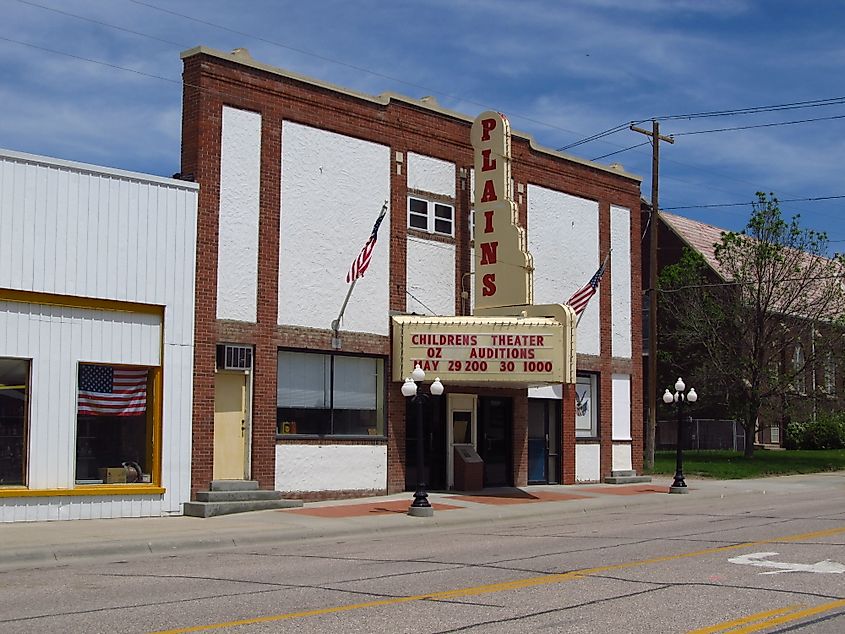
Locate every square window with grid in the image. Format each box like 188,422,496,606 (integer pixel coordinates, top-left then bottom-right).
407,196,454,236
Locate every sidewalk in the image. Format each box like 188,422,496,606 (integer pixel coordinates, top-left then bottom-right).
2,473,842,571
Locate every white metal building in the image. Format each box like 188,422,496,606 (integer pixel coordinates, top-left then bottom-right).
0,148,198,522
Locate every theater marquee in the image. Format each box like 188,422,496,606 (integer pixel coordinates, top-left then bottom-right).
392,316,572,385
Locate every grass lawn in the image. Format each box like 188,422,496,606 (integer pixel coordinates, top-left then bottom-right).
646,449,845,479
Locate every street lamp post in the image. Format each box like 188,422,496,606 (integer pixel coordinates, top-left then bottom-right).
402,363,444,517
663,377,698,494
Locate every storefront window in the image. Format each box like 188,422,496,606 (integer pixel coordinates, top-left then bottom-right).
575,373,598,438
0,358,29,486
76,364,152,484
277,350,385,436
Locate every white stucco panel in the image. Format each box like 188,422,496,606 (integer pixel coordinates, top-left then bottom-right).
275,444,388,492
575,443,601,482
279,122,390,335
527,185,600,356
406,237,456,316
610,205,632,358
612,444,633,472
218,106,261,322
407,153,455,197
527,385,562,399
612,373,632,440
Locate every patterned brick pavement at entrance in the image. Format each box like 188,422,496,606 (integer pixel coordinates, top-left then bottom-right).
282,484,669,517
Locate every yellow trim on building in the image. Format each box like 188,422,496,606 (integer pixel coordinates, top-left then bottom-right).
0,287,164,316
0,486,165,498
1,286,167,490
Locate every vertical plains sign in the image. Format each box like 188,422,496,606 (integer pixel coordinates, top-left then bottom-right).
470,111,533,311
392,316,567,384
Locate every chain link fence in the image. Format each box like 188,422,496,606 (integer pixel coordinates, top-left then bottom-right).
657,418,746,452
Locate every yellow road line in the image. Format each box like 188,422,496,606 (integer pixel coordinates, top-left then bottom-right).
687,605,804,633
692,598,845,634
152,524,845,633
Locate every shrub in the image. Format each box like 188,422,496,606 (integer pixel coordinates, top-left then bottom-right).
785,414,845,450
783,421,806,450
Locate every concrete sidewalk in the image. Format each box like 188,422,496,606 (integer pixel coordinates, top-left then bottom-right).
1,473,842,571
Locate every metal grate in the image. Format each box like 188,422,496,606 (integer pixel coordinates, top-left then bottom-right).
217,344,252,370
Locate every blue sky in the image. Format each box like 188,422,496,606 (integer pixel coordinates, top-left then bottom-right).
3,0,845,250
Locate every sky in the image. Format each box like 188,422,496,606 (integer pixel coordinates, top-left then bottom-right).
3,0,845,252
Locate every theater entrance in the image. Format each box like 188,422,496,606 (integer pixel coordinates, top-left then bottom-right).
477,396,512,487
528,398,561,484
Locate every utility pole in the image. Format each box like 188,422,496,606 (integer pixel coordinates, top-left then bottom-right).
630,121,673,470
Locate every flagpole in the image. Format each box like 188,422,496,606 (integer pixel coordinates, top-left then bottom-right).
331,200,388,350
331,279,357,350
574,249,612,328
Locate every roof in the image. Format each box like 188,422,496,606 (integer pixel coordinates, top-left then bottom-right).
660,211,727,277
661,210,845,316
0,147,198,191
180,46,641,184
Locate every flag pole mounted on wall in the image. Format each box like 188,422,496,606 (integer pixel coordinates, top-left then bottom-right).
566,249,612,327
331,200,389,349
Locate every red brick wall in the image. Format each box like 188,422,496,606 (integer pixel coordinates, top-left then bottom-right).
181,50,643,497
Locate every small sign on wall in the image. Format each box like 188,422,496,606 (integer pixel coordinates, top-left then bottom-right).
575,374,597,437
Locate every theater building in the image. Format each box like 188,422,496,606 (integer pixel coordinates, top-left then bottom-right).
180,46,643,501
0,148,198,522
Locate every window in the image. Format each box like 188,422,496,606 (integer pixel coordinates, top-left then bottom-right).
407,196,454,236
792,343,806,394
0,358,29,486
277,350,385,436
824,352,836,395
76,364,154,485
575,374,598,438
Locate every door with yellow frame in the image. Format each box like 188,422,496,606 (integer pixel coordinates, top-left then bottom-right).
213,371,250,480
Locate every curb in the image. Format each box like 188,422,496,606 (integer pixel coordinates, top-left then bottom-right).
5,473,841,571
0,482,727,571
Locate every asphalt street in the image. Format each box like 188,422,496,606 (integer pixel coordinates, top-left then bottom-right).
0,474,843,633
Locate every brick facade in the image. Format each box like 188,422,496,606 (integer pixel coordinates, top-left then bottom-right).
181,47,643,499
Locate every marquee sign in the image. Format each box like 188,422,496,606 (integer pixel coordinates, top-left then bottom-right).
470,111,533,312
392,316,568,385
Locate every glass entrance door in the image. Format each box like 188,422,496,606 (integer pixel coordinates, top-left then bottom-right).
405,396,446,491
528,399,561,484
478,396,512,487
447,394,477,489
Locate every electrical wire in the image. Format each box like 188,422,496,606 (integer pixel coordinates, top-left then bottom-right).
8,0,845,236
591,141,650,161
664,195,845,211
673,113,845,137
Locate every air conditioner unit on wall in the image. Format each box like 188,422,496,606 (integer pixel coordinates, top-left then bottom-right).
216,344,253,370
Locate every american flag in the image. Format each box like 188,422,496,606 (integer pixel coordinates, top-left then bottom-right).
567,259,608,317
78,365,148,417
346,202,388,283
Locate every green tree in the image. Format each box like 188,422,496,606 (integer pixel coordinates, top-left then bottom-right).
658,193,845,457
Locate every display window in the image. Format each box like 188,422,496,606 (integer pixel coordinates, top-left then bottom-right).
76,363,155,484
0,358,30,486
575,373,599,438
277,350,385,436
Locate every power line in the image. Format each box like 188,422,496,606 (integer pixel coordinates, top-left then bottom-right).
123,0,590,142
660,273,845,294
15,0,184,47
557,121,638,151
664,195,845,211
11,0,614,146
673,113,845,137
590,140,650,161
10,0,845,224
564,98,845,150
0,34,181,85
654,96,845,121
